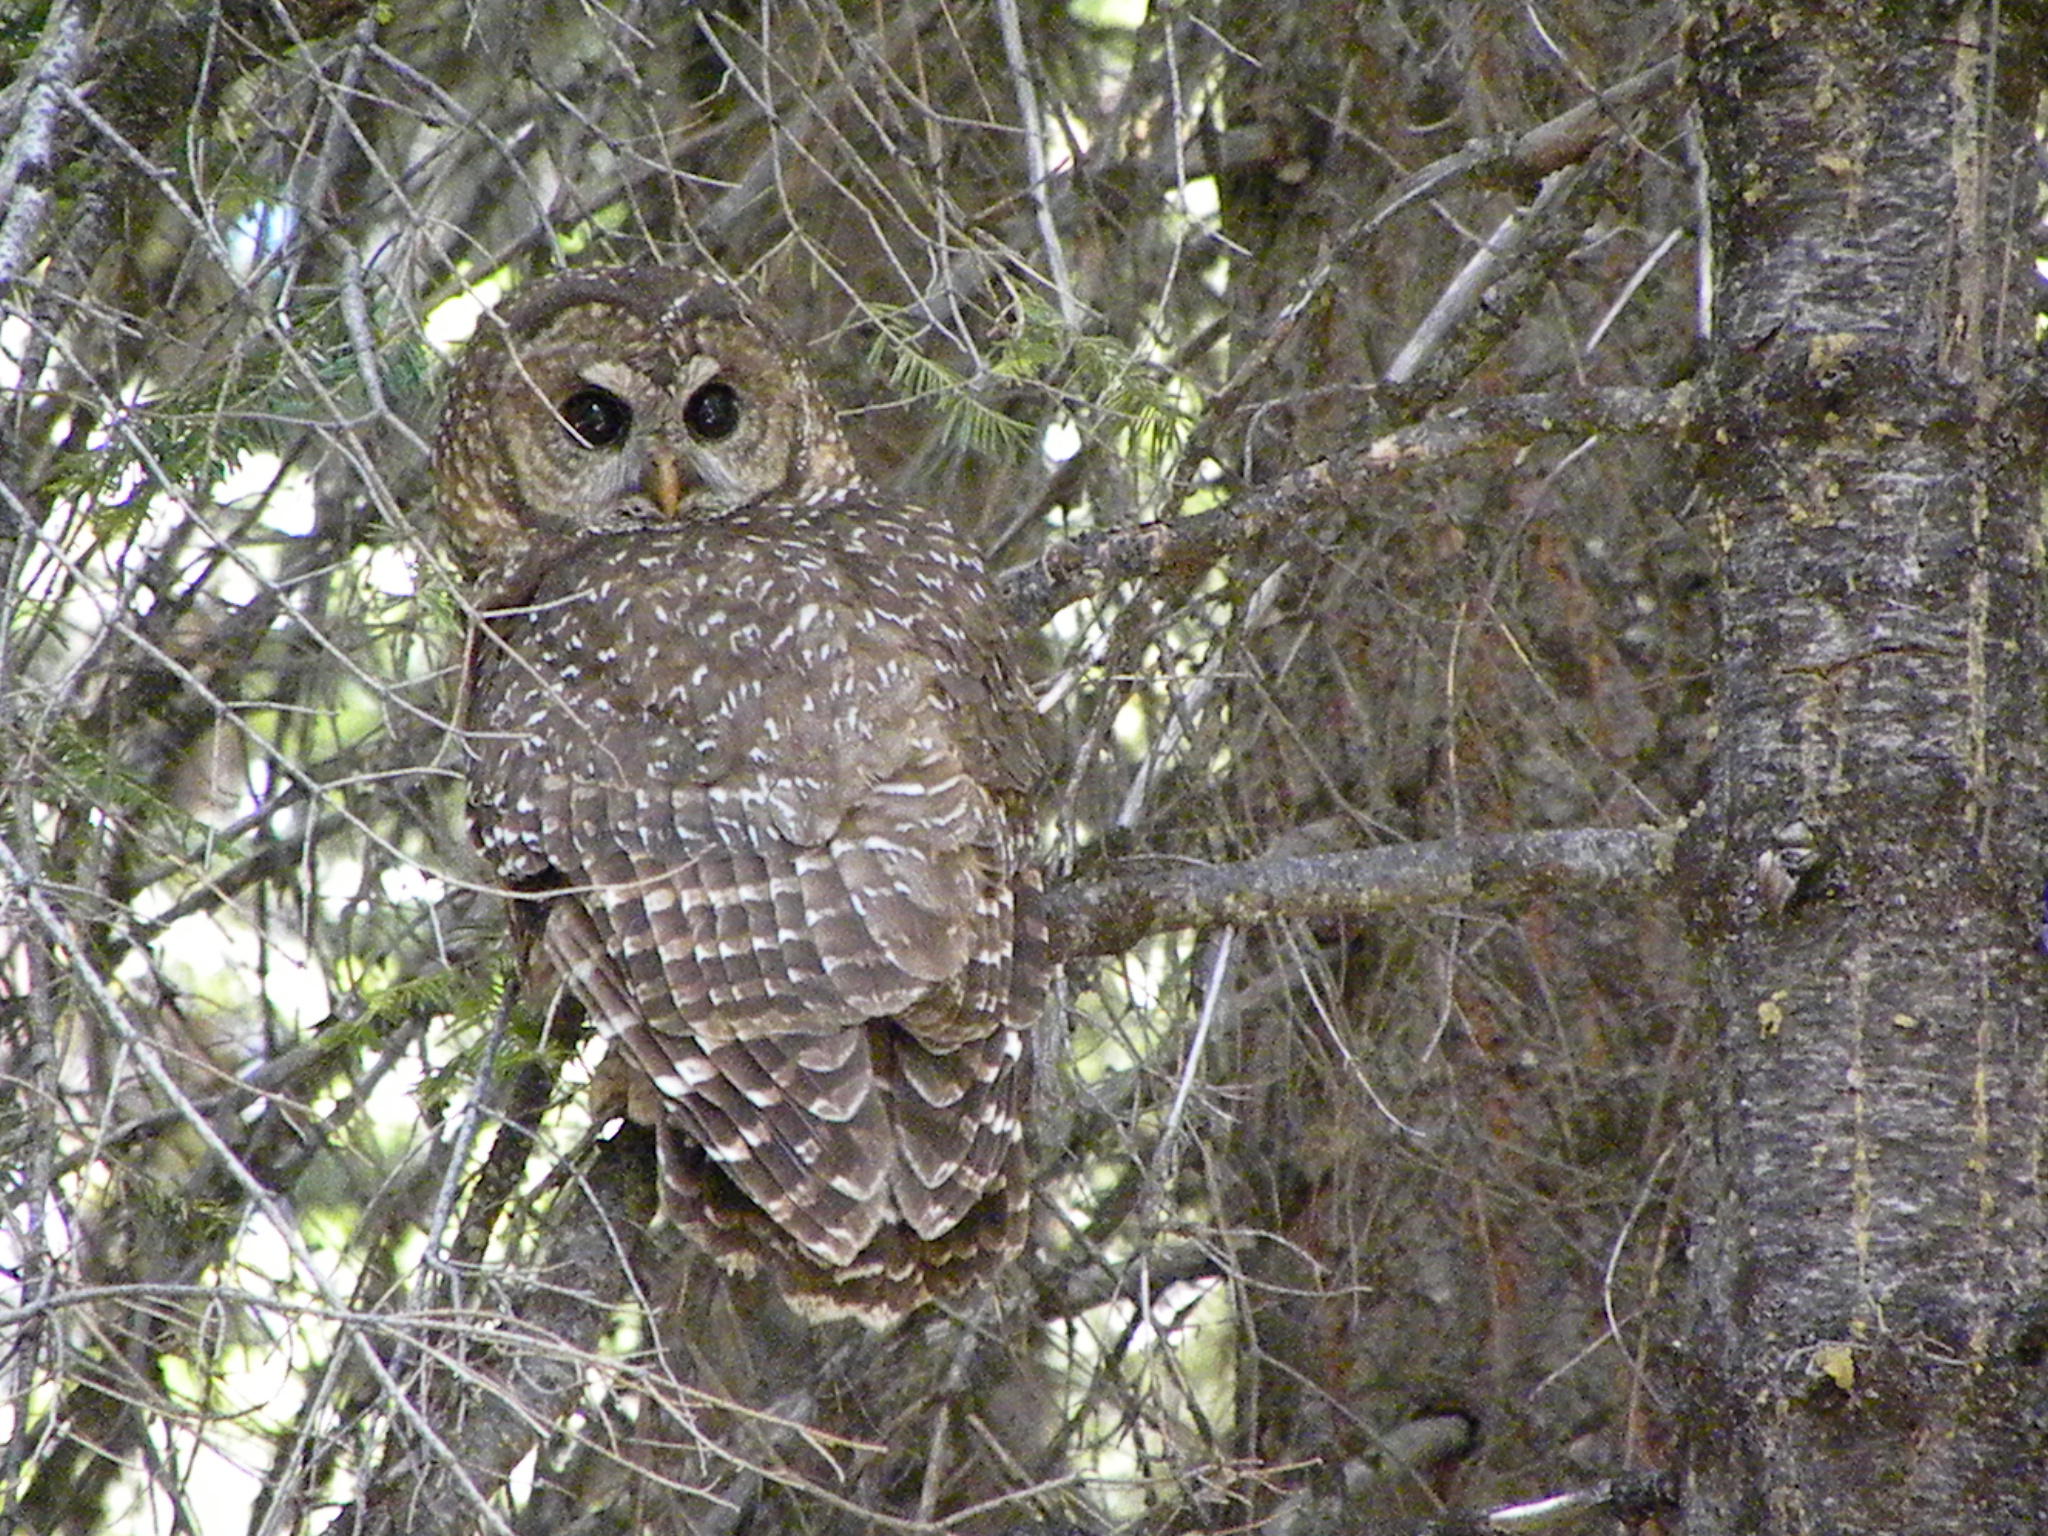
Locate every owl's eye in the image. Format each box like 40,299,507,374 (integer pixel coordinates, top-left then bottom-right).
559,386,633,449
682,381,742,441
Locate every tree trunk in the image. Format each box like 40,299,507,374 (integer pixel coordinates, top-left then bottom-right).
1681,2,2048,1529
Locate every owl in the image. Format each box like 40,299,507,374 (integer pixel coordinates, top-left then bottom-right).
432,266,1048,1324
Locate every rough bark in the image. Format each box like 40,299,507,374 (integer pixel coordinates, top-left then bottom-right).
1680,2,2048,1530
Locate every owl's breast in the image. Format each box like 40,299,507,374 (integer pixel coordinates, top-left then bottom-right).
464,514,1011,836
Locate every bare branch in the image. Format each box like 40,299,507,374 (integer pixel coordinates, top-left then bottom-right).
1004,384,1695,624
342,1131,661,1536
1390,56,1682,202
0,1,84,294
1049,826,1678,959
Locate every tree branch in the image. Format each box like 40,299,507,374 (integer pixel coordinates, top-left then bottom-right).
341,1130,663,1536
1387,56,1682,202
1048,825,1677,960
0,0,84,295
1002,383,1694,625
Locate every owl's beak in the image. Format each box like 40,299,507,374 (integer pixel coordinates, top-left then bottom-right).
642,446,685,517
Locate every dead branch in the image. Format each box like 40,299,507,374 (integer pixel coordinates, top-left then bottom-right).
1004,384,1694,624
1048,825,1678,960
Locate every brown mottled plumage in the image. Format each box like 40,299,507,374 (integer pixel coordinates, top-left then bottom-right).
432,267,1046,1323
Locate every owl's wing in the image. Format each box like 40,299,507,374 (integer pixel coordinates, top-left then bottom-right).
463,515,1044,1311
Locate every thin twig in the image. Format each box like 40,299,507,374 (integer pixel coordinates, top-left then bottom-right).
993,0,1081,330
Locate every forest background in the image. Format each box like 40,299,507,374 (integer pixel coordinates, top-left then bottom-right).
4,2,2046,1533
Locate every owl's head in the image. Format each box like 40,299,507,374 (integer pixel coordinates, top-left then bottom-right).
432,266,863,589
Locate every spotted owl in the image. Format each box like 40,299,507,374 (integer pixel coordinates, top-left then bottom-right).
431,266,1047,1324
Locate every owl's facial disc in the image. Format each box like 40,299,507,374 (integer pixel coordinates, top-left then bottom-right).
555,351,786,520
555,359,673,518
